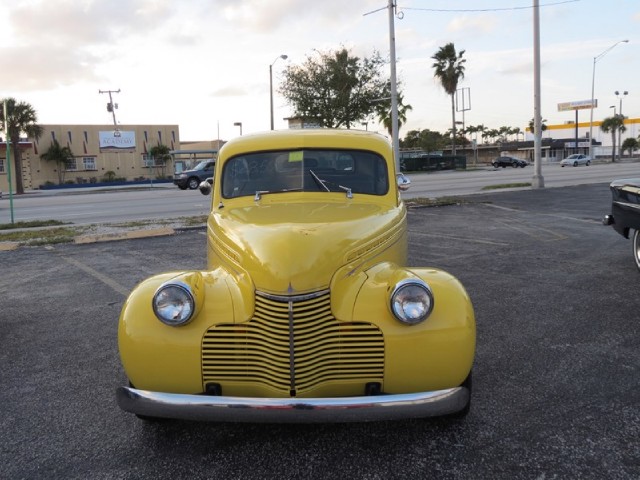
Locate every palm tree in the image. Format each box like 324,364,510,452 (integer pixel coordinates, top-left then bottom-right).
600,115,626,162
375,82,413,137
432,43,466,155
621,137,639,158
40,139,75,185
512,127,523,142
149,143,172,178
0,98,44,194
528,118,547,135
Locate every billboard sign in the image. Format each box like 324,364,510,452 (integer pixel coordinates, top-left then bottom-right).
557,99,597,112
99,130,136,150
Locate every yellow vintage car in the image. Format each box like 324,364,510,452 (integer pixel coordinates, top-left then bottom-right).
117,129,476,422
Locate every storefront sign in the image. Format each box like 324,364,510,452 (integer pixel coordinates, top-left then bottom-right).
557,100,597,112
99,131,136,150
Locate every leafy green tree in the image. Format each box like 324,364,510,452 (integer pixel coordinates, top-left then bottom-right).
400,129,446,153
40,139,75,184
0,97,44,194
432,43,466,154
600,115,626,162
149,143,172,177
375,81,413,137
445,128,469,146
621,137,639,157
279,48,386,129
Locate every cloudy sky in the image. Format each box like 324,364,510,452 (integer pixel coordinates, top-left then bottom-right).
1,0,638,142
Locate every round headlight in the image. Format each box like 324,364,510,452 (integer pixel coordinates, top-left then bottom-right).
152,283,195,326
390,279,434,325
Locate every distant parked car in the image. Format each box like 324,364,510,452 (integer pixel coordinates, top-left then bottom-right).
560,154,591,167
492,156,527,168
603,177,640,271
173,160,216,190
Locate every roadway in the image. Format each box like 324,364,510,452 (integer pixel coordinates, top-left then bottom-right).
0,161,638,225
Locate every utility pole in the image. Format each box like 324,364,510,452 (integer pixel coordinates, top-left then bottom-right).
2,99,15,223
99,89,121,129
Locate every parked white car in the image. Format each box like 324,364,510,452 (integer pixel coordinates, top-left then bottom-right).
560,154,591,167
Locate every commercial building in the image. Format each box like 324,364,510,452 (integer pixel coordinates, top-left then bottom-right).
0,124,180,193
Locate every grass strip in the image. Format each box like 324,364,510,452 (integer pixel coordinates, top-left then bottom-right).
0,220,69,230
481,183,531,191
405,197,464,207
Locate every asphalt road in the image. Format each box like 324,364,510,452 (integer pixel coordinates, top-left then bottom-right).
1,160,638,225
1,183,638,479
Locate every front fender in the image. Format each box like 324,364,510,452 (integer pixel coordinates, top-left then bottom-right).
118,267,251,393
334,262,475,394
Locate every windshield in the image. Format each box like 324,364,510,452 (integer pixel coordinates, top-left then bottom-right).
221,149,389,199
193,160,212,170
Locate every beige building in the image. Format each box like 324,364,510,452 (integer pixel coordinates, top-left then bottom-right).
0,124,180,192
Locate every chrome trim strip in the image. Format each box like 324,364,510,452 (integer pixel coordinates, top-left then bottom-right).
256,289,330,303
613,200,640,212
117,386,469,423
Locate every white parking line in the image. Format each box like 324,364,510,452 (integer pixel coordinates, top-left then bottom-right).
62,256,129,296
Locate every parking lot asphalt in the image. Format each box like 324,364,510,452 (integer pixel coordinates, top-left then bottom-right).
1,183,638,479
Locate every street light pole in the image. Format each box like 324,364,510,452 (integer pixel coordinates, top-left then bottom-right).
269,54,288,130
532,0,544,188
388,0,400,172
588,40,628,160
233,122,243,136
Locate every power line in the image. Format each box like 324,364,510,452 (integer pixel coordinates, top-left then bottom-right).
400,0,579,14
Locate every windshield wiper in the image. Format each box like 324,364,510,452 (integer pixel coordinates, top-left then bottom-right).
254,188,302,201
309,170,352,198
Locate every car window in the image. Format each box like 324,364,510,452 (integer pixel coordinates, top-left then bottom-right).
221,149,388,199
193,160,211,170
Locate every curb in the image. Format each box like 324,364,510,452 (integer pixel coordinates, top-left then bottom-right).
74,227,176,244
0,242,19,251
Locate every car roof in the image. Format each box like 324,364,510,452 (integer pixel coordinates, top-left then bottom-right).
218,129,393,161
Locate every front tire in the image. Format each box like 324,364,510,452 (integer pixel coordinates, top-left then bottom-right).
573,161,578,167
633,229,640,272
188,177,200,190
586,160,591,166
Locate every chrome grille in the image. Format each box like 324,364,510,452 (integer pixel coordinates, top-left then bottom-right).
202,290,384,396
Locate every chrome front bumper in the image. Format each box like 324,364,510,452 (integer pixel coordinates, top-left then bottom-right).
116,386,469,423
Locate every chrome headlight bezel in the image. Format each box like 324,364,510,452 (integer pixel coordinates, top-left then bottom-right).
389,279,434,325
152,281,196,326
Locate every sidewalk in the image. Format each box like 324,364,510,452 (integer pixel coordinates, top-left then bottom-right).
21,180,175,197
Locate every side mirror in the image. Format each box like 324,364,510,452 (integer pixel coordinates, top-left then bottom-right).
199,178,213,196
396,173,411,192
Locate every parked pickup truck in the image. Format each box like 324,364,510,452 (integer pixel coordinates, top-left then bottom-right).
173,159,215,190
603,178,640,271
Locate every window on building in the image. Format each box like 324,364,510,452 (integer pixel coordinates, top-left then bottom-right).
67,158,78,171
142,153,155,168
0,158,4,173
82,157,96,170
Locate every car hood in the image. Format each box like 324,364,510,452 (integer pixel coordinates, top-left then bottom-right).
210,201,405,293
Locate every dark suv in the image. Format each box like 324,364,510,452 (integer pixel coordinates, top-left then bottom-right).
173,160,215,190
